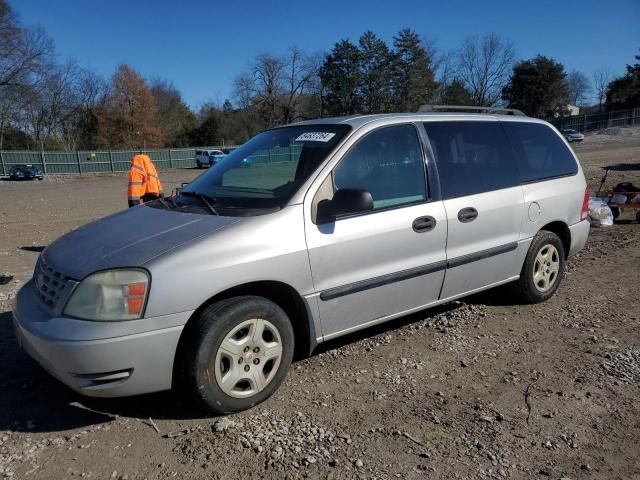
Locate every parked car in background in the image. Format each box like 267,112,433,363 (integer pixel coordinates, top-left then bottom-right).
195,149,226,168
14,110,590,414
208,151,227,167
562,129,584,143
9,165,44,181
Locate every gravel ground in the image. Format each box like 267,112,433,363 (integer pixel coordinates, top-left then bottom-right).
0,129,639,479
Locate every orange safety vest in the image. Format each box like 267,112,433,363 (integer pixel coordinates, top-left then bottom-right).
128,154,163,202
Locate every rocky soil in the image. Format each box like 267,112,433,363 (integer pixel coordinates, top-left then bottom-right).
0,130,639,479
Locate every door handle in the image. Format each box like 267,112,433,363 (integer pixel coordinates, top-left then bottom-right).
412,216,436,233
457,207,478,223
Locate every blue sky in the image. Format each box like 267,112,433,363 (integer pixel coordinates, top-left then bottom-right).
14,0,640,108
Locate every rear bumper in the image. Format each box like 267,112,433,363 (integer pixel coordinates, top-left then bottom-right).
568,219,590,257
13,281,192,397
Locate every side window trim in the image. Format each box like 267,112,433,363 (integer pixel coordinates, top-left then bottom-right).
314,123,432,223
416,122,441,202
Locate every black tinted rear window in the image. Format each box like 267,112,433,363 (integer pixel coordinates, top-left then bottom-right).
503,122,578,183
423,121,519,199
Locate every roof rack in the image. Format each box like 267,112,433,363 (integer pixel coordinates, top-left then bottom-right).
418,104,526,116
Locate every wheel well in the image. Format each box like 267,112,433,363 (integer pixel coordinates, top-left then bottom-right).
540,221,571,258
174,281,314,378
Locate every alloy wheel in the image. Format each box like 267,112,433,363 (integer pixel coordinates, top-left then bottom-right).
533,244,560,292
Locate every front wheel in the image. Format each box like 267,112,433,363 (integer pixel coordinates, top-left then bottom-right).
510,230,565,304
179,296,294,414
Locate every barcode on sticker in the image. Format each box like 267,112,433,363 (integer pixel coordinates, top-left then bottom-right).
295,132,336,142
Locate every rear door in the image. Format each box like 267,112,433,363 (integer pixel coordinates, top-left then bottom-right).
305,123,447,339
422,120,525,299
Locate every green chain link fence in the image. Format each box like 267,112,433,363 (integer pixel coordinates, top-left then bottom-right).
0,146,238,176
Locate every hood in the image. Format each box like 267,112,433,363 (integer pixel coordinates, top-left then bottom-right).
44,205,240,279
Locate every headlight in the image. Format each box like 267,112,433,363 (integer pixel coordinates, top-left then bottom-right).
64,269,150,321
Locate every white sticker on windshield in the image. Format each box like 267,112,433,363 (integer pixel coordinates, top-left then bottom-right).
295,132,336,142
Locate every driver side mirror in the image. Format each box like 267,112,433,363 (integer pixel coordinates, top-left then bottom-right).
316,188,374,224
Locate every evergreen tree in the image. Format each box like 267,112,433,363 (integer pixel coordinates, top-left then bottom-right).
501,55,569,117
391,28,438,111
320,40,362,116
358,31,393,114
606,48,640,110
441,79,473,105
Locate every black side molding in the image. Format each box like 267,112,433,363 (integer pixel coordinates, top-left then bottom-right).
447,241,518,269
319,260,447,301
319,241,519,302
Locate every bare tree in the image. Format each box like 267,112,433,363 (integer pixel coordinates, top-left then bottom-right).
232,72,256,110
252,53,286,127
455,33,515,106
0,24,53,88
282,46,316,123
593,67,613,112
0,0,54,148
17,61,103,149
431,50,456,104
149,77,196,146
303,51,327,118
566,70,592,106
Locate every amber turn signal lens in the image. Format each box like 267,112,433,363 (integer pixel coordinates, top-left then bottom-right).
128,283,146,296
127,297,144,315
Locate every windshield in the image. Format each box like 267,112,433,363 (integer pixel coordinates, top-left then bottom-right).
183,124,351,208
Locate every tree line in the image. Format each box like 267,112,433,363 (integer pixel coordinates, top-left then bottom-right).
1,0,638,151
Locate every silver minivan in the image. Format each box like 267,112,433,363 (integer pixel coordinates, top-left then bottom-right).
13,112,590,413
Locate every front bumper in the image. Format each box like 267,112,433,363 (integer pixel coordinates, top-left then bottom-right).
13,280,192,397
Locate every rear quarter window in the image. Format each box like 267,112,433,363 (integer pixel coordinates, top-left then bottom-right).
502,122,578,183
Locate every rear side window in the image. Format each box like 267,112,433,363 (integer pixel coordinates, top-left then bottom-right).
422,121,519,199
503,122,578,183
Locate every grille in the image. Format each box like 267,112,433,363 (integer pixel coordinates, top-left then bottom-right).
34,256,71,311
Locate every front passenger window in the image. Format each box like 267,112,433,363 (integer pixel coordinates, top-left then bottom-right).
333,124,427,210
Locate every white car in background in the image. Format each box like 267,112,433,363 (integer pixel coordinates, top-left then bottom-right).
561,129,584,143
195,149,226,168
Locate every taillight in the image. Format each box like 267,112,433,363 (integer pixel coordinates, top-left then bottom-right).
580,187,589,220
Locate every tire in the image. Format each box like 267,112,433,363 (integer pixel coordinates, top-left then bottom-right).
196,160,202,169
636,210,640,224
179,296,294,414
510,230,565,304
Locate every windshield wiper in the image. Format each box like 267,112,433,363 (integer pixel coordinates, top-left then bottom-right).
158,196,178,210
182,191,219,216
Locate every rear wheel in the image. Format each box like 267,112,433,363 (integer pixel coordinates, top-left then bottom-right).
179,296,294,414
196,160,202,169
510,230,565,304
